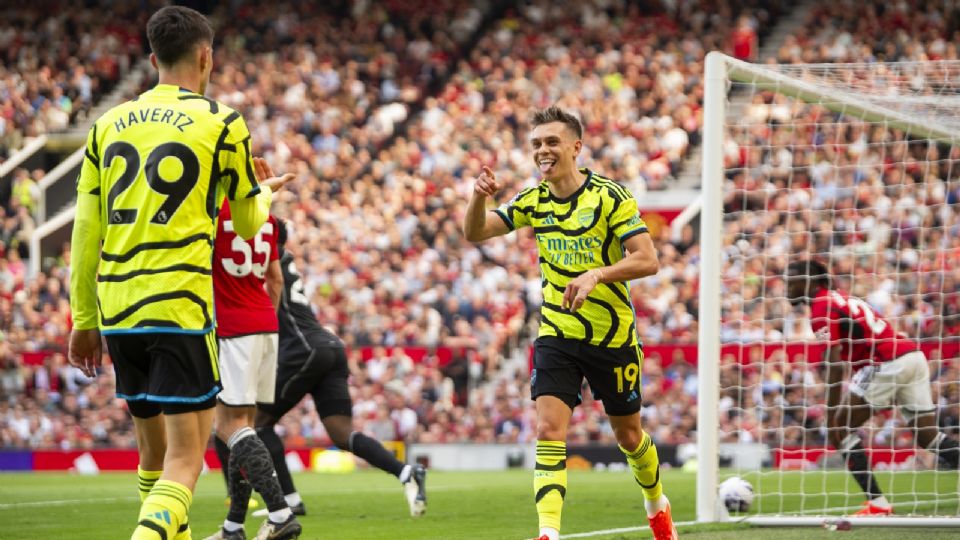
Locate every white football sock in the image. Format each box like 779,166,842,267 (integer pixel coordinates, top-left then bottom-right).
644,494,669,517
268,507,292,523
399,464,413,484
538,527,559,540
284,492,302,507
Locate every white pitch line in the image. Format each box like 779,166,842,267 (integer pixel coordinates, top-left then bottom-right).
0,484,464,510
559,520,699,539
0,496,138,509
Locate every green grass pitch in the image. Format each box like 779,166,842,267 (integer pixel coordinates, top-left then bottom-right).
0,469,958,539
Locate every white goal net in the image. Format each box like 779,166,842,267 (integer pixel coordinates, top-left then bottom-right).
697,53,960,527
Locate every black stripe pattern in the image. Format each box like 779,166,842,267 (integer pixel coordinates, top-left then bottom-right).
137,519,167,540
100,290,211,328
501,168,641,348
178,94,219,114
535,484,567,503
101,233,211,263
98,264,211,282
535,460,567,471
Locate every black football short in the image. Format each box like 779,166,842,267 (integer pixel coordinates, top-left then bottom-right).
531,336,644,416
106,331,220,417
257,344,352,422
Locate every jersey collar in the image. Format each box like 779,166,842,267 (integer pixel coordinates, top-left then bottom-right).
150,84,200,95
545,167,593,203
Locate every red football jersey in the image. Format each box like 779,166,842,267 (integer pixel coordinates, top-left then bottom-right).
809,288,919,371
213,204,279,337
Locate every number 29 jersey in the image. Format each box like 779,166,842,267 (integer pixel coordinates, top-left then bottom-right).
809,288,919,371
212,204,279,338
77,84,262,334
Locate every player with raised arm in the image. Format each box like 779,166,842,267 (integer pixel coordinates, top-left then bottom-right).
67,6,292,540
463,106,677,540
205,167,301,540
786,259,960,516
214,218,428,520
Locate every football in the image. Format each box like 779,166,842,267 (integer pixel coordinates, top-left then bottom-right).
719,476,754,513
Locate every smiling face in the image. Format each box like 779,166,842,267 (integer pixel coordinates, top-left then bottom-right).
529,121,582,182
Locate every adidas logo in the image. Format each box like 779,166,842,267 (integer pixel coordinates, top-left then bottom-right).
151,510,172,525
543,214,556,225
627,390,639,402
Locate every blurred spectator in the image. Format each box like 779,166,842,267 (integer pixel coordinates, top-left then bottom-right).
0,1,152,163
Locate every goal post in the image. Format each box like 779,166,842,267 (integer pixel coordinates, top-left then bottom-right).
696,52,960,527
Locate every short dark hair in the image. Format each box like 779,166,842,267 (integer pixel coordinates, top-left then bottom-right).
147,6,214,67
531,106,583,139
787,259,831,289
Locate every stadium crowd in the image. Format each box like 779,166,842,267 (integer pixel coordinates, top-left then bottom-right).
2,0,959,460
0,1,153,164
719,0,960,448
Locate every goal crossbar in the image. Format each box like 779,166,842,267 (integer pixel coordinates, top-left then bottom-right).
722,55,960,144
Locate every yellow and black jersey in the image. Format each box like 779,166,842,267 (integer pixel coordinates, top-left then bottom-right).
74,84,261,334
495,168,648,348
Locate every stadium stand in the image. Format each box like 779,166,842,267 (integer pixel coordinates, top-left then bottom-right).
0,2,152,165
719,0,960,447
3,0,958,455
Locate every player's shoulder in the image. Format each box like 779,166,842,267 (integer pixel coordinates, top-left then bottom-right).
92,89,244,135
175,93,245,128
810,289,840,311
507,183,544,206
588,170,633,202
92,98,139,130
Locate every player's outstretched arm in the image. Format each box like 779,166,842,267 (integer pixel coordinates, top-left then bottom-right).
228,157,294,239
463,165,510,242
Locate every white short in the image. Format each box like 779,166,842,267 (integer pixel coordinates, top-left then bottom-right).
849,351,935,421
217,333,279,406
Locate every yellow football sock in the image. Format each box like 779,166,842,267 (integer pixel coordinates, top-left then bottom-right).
621,431,663,501
137,467,162,503
131,480,192,540
534,440,567,531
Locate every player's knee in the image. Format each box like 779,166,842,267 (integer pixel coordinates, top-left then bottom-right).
914,426,940,449
164,448,205,479
328,429,351,450
536,422,565,441
613,427,642,451
215,413,251,443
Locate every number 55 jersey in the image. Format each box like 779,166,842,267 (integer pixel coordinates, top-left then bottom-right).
212,204,279,338
74,84,263,334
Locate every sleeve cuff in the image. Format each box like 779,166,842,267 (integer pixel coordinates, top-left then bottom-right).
72,319,100,331
494,209,514,230
619,227,648,243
